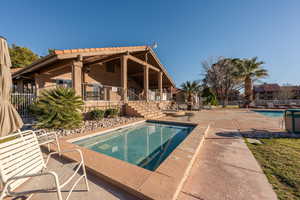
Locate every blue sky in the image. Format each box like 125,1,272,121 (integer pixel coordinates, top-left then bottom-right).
1,0,299,86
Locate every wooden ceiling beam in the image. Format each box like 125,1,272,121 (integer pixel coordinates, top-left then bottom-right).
126,55,160,72
84,53,125,66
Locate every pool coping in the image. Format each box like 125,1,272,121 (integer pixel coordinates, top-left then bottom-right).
49,119,209,200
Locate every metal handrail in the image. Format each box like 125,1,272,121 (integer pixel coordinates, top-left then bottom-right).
82,83,123,101
127,89,143,101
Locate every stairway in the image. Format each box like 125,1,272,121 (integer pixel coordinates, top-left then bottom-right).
125,101,165,119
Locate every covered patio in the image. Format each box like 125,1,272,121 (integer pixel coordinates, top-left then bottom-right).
12,46,175,105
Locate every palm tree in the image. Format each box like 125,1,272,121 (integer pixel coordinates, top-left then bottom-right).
234,57,268,103
180,81,200,110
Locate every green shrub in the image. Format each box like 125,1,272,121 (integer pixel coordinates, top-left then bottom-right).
90,109,105,120
201,87,218,106
105,108,119,118
30,87,84,130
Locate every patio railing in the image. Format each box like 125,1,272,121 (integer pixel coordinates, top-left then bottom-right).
254,99,300,106
10,92,37,118
148,89,172,101
82,83,123,101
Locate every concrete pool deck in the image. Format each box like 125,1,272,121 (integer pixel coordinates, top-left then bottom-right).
163,109,280,200
10,109,282,200
25,119,208,200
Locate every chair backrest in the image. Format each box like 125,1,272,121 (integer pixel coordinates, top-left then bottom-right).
0,130,45,190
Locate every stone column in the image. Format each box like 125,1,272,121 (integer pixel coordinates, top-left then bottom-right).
144,65,149,101
71,58,83,97
121,55,128,102
158,71,163,101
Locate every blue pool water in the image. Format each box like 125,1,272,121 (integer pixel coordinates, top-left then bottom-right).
253,110,284,118
73,122,194,171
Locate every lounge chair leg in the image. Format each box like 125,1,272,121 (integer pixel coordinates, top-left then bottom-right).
54,180,63,200
56,189,63,200
82,163,89,191
0,184,8,200
56,136,61,155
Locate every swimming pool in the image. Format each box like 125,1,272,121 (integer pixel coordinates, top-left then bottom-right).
73,121,195,171
253,110,284,118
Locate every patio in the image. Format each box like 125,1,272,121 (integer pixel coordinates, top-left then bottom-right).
10,150,138,200
9,109,286,200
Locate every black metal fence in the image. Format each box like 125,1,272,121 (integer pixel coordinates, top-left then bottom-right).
10,92,37,118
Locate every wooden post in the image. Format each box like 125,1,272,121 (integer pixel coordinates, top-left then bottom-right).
158,71,163,101
16,80,24,93
144,65,149,101
170,86,173,101
71,57,83,97
121,55,128,102
34,73,40,96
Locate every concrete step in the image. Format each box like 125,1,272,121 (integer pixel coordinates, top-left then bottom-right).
125,102,163,118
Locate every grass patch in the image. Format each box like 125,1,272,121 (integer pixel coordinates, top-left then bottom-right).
247,138,300,200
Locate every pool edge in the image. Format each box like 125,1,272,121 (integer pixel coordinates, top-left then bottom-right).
47,120,209,200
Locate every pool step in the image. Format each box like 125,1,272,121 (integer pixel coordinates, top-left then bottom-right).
125,102,165,119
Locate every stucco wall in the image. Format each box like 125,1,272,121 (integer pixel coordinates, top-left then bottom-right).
36,65,72,94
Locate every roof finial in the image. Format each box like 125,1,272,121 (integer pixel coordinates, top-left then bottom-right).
151,42,158,49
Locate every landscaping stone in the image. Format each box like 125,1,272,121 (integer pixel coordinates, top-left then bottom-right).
246,138,262,144
36,116,141,137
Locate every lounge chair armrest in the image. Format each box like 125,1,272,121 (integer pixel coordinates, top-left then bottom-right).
7,171,58,182
44,131,58,137
45,150,87,189
5,171,61,195
45,149,84,165
36,130,57,139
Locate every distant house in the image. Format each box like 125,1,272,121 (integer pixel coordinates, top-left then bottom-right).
253,83,300,100
228,89,240,101
12,45,176,116
253,83,280,100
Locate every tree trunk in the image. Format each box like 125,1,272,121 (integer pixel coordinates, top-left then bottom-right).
245,77,253,102
187,94,192,111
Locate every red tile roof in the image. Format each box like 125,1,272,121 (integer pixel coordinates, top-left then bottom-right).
254,84,280,92
10,68,23,74
53,45,148,55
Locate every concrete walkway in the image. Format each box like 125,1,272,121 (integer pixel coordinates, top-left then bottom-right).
163,109,279,200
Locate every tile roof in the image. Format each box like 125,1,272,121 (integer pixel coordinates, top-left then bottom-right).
10,68,23,74
53,45,148,55
254,84,280,92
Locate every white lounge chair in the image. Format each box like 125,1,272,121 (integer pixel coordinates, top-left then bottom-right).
0,130,89,200
34,129,61,152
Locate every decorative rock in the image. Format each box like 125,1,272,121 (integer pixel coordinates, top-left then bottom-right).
47,116,142,137
246,138,262,144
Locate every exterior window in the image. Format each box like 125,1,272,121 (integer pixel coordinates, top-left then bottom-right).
56,79,72,88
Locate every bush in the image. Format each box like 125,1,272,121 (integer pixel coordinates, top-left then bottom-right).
90,109,105,120
30,87,84,130
201,87,218,106
105,108,119,118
